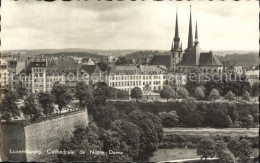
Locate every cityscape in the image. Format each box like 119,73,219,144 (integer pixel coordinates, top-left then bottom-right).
0,1,259,162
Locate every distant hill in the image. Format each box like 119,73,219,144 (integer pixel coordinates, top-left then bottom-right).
40,52,104,58
216,52,259,66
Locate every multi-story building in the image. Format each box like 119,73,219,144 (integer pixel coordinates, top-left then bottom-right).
0,58,10,91
106,65,168,93
31,62,47,94
245,69,259,86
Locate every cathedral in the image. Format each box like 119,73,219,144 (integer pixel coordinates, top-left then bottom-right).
151,7,223,74
172,7,223,73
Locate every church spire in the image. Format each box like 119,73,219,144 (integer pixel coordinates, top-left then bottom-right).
173,8,180,51
194,21,199,45
186,4,193,51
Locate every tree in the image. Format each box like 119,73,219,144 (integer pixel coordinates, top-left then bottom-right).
194,87,205,101
177,87,189,99
38,92,55,117
104,120,141,161
127,110,163,161
58,123,107,162
227,138,252,162
242,90,250,101
196,138,216,160
51,84,72,113
92,105,119,129
250,82,259,97
215,140,236,163
75,81,94,108
225,91,235,101
0,91,20,121
131,87,142,102
159,111,179,127
21,94,42,121
160,85,175,102
16,81,26,99
208,89,220,102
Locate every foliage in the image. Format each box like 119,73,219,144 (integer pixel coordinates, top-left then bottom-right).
131,87,142,102
94,86,107,106
208,89,220,102
159,111,179,127
92,105,119,129
176,87,189,99
103,120,141,161
0,91,20,121
242,90,250,101
58,123,107,162
194,87,205,100
227,138,252,162
38,92,55,117
215,140,236,163
225,91,236,101
160,85,175,102
74,81,94,107
21,94,42,121
16,81,26,99
127,110,163,161
196,138,216,160
250,82,259,97
51,84,72,113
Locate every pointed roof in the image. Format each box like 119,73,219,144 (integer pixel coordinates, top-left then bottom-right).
178,45,222,66
150,55,171,69
199,52,222,66
186,5,193,51
194,21,199,45
174,12,179,38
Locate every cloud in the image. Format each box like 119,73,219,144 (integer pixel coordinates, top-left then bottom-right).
1,0,258,51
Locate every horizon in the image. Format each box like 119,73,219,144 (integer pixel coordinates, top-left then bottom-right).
2,1,258,51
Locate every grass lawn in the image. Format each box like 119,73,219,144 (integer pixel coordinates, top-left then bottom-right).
149,148,259,162
149,148,197,162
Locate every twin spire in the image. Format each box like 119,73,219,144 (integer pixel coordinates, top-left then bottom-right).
173,4,199,52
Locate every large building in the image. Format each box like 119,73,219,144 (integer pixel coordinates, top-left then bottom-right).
151,7,223,73
106,65,168,93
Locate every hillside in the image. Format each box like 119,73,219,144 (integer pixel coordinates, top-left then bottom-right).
40,52,104,58
216,52,259,66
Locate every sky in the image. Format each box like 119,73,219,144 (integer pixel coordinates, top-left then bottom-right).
2,0,258,51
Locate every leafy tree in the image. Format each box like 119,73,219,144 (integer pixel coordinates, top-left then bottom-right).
227,138,252,162
21,94,42,121
94,86,107,106
250,82,259,97
58,123,107,162
116,57,128,65
194,87,205,101
176,87,189,99
208,89,220,102
205,103,232,128
225,91,235,101
131,87,142,102
0,91,20,121
197,138,216,160
103,120,141,161
51,84,72,113
92,105,119,129
160,85,175,102
159,111,179,127
75,81,94,108
242,90,250,101
227,103,239,122
16,81,26,99
127,110,163,161
38,92,55,117
215,140,236,163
